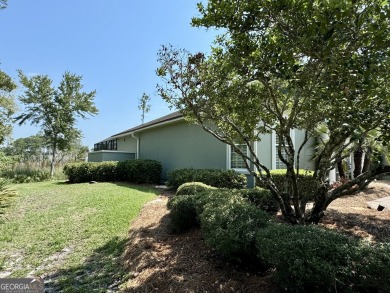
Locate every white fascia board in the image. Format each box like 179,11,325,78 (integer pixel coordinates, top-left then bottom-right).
109,116,185,139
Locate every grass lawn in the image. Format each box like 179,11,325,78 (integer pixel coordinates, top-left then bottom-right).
0,181,157,292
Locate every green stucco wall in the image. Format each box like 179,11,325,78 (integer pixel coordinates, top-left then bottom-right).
117,135,137,152
137,121,226,180
256,134,272,169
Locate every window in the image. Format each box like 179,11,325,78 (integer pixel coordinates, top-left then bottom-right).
230,144,248,169
272,131,295,169
275,135,287,169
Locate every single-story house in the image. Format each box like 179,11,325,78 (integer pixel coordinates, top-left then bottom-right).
88,111,319,186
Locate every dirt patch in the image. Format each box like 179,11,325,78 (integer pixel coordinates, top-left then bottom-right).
122,182,390,292
321,181,390,242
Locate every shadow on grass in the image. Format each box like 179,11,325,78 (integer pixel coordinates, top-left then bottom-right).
54,180,165,196
51,181,70,185
45,237,129,292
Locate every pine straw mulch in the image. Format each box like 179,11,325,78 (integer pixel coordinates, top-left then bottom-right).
121,181,390,293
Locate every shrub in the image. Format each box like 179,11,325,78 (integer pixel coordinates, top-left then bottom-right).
238,188,279,214
168,187,278,234
166,195,199,233
256,224,367,292
167,168,247,189
353,242,390,293
63,162,97,183
257,169,320,201
63,160,162,184
176,182,217,196
117,159,162,184
200,192,271,260
94,161,118,182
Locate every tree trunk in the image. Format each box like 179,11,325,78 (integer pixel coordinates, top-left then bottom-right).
50,143,56,177
337,160,346,179
353,146,364,178
362,149,372,173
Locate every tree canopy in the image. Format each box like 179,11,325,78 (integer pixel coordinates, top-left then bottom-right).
0,70,17,145
16,71,98,176
157,0,390,223
138,92,151,124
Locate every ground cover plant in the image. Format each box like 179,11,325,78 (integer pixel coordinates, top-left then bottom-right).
0,181,157,292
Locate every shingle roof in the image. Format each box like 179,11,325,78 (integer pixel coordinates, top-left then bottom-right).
109,111,183,138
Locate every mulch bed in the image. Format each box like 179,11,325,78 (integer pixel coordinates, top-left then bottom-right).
121,182,390,292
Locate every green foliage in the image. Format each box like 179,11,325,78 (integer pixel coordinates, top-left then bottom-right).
0,179,16,214
166,195,199,233
63,160,162,184
238,188,279,214
1,167,51,183
168,188,272,260
257,169,320,202
16,71,98,176
201,193,271,260
138,92,151,124
158,0,390,223
354,243,390,293
167,168,247,190
175,181,217,196
256,224,390,292
0,70,17,144
117,159,162,184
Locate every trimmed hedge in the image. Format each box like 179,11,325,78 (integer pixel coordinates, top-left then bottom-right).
176,182,217,196
200,193,271,260
257,169,320,201
117,159,162,184
167,168,247,190
239,188,279,215
167,186,390,292
166,195,199,233
256,224,390,292
63,160,162,184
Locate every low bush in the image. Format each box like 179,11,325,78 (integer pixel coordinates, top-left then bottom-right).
257,169,320,201
166,195,199,233
256,224,390,292
117,159,162,184
176,182,217,196
168,187,278,233
238,188,279,214
167,168,247,190
167,189,239,234
201,193,272,260
63,160,162,184
353,242,390,293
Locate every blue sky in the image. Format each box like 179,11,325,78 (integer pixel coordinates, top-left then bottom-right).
0,0,216,148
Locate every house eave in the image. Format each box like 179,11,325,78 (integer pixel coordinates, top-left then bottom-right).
109,116,184,139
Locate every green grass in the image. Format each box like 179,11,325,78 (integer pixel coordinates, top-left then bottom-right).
0,181,157,292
